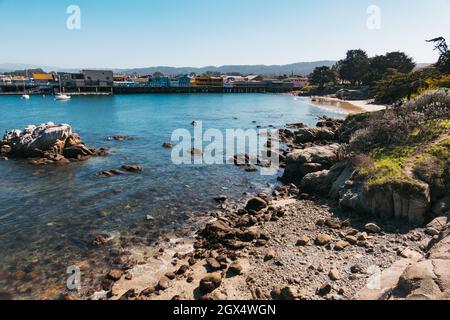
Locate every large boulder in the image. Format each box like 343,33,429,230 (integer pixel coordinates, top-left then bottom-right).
339,181,430,224
294,128,336,144
282,144,340,184
300,160,355,197
356,223,450,300
1,123,100,165
3,122,72,157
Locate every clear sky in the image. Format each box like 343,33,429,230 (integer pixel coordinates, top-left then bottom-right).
0,0,449,68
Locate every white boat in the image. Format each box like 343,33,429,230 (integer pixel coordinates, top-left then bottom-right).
55,93,71,100
22,94,30,100
55,75,71,100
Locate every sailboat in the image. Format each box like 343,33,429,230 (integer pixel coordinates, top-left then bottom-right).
21,70,30,100
55,75,71,100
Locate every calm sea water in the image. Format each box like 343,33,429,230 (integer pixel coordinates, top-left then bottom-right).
0,93,344,299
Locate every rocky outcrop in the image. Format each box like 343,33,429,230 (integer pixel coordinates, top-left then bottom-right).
299,160,355,197
282,144,341,184
356,217,450,300
0,122,105,165
294,128,336,144
339,181,430,225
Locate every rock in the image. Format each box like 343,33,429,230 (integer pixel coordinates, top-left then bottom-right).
164,272,176,280
282,144,340,183
329,268,340,281
425,227,440,237
296,235,310,246
64,134,82,148
271,285,297,300
140,287,155,297
315,234,332,246
325,218,341,230
317,283,332,296
214,195,228,203
426,217,448,233
294,128,336,144
245,197,268,212
3,123,72,157
345,235,358,245
162,142,173,148
188,257,197,266
63,144,94,159
264,250,276,261
107,269,123,281
200,220,234,240
119,289,137,300
228,261,243,275
399,249,423,261
63,293,79,300
176,265,189,275
156,277,170,291
238,227,259,242
199,273,222,294
206,258,222,271
350,264,364,274
334,240,350,251
365,223,382,234
1,144,12,155
340,181,430,225
121,164,143,173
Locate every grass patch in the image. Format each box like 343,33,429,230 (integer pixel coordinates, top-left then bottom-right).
414,137,450,193
355,120,449,192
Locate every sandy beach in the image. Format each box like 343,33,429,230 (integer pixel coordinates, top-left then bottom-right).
309,96,387,114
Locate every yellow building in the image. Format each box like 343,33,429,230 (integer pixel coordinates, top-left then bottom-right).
191,76,223,87
33,73,54,81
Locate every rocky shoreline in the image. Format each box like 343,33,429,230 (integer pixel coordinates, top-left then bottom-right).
0,122,108,164
64,114,449,301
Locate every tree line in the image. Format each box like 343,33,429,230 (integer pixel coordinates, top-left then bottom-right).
308,37,450,104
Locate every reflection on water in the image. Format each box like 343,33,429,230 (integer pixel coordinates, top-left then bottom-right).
0,94,344,299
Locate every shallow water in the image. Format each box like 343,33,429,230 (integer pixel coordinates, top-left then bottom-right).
0,93,344,299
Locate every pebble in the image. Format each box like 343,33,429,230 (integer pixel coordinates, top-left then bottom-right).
199,273,222,294
296,235,310,246
107,269,123,281
315,234,332,246
328,268,340,281
365,223,382,234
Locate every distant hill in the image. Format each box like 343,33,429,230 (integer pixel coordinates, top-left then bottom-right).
114,61,337,76
0,61,337,76
0,63,79,74
0,61,434,76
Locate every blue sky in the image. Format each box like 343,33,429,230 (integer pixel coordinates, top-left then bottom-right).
0,0,449,68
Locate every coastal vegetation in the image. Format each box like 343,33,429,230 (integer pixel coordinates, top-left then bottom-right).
306,37,450,104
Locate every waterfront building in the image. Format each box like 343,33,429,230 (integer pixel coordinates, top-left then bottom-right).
149,72,170,87
192,75,223,87
32,73,55,81
81,70,113,87
287,77,309,88
113,74,130,82
178,75,191,87
0,75,12,84
58,72,86,87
